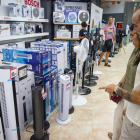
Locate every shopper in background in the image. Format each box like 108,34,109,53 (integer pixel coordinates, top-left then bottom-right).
79,22,88,42
99,24,140,140
98,16,116,67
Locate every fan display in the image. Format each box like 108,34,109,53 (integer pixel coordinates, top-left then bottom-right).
72,38,89,106
0,24,10,36
53,12,65,23
54,0,65,11
32,7,39,19
78,10,89,24
8,3,19,17
65,9,78,23
25,23,35,34
15,5,22,17
10,22,25,35
23,5,32,18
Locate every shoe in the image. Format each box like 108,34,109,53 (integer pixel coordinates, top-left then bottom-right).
104,63,111,67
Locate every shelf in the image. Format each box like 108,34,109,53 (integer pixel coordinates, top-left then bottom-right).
0,32,49,42
54,22,90,25
54,38,79,40
0,16,49,22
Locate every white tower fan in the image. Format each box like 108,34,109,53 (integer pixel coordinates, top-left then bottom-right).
45,81,51,115
78,10,89,24
56,74,71,125
72,38,89,106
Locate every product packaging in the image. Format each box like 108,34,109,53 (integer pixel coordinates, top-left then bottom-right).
0,24,10,36
54,0,65,12
23,5,32,18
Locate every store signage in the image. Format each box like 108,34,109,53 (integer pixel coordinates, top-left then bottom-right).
65,2,87,10
24,0,39,7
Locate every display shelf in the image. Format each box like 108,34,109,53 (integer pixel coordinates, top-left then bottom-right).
0,16,49,22
0,32,49,42
54,38,80,40
54,22,90,25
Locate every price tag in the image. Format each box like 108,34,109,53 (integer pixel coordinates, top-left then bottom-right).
70,73,74,80
4,17,11,20
10,67,17,79
28,19,33,21
41,87,47,100
66,83,70,91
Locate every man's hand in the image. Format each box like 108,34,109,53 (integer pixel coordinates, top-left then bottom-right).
122,108,127,116
99,84,118,96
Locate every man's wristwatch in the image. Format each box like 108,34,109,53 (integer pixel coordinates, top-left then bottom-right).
113,86,119,97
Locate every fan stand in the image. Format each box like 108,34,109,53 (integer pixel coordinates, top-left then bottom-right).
79,61,91,95
72,55,87,107
93,51,103,75
84,61,97,87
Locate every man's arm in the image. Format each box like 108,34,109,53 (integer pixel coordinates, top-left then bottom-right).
116,88,140,105
114,33,116,44
79,36,85,39
117,74,125,87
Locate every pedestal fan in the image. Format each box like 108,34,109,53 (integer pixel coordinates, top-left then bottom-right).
72,38,89,106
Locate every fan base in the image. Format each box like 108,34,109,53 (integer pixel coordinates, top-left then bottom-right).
30,132,49,140
44,121,50,131
56,115,71,125
79,86,91,95
72,95,87,107
84,80,97,87
69,106,74,114
85,75,99,80
93,71,103,75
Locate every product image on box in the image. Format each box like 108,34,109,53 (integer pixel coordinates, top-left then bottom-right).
10,22,25,35
32,7,39,19
53,11,65,23
65,9,78,23
23,5,32,18
78,10,89,24
35,24,43,33
39,7,44,19
55,0,65,11
25,23,35,34
0,24,10,36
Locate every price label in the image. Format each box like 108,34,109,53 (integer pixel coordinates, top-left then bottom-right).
66,83,70,91
28,19,33,21
10,67,17,79
4,17,11,20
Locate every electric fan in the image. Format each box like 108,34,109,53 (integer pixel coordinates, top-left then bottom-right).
32,7,39,19
9,7,13,14
93,33,104,75
25,7,31,18
72,38,89,106
53,12,65,23
10,24,16,35
16,6,22,17
78,10,89,24
68,12,77,23
18,25,24,34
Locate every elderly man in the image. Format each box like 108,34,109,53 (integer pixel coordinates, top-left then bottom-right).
99,7,140,140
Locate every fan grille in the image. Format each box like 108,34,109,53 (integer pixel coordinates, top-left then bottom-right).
79,12,89,22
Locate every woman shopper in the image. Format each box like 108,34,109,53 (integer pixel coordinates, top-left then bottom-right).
106,24,140,140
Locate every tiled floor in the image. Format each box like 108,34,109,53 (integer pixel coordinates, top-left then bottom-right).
21,43,134,140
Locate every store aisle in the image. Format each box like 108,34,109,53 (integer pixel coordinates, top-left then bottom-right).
21,43,134,140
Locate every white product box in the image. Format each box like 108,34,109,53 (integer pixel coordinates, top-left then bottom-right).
25,23,35,34
54,0,65,12
0,24,10,37
72,31,79,38
73,25,88,32
9,22,25,35
23,5,32,18
32,7,39,19
53,11,65,23
39,7,44,19
56,31,71,38
8,3,23,17
0,6,9,16
0,118,4,140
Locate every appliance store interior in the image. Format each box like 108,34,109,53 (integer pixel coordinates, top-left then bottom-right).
0,0,139,140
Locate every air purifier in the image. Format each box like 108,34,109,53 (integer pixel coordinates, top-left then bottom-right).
32,7,39,19
16,71,35,131
78,10,89,24
45,81,51,115
56,74,71,125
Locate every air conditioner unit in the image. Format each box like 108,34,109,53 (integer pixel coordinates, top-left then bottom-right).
0,63,28,140
56,74,71,125
78,10,89,24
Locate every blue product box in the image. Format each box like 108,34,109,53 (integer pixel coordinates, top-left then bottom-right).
34,71,51,118
65,9,78,23
2,48,49,64
50,66,58,112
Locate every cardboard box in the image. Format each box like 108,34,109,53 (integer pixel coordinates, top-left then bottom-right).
56,31,71,38
54,0,65,12
39,7,44,19
73,25,88,32
0,24,10,36
72,31,79,39
65,9,78,23
23,5,32,18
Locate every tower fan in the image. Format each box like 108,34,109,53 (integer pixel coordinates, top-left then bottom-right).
78,10,89,24
93,33,104,75
72,38,89,106
53,77,57,108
